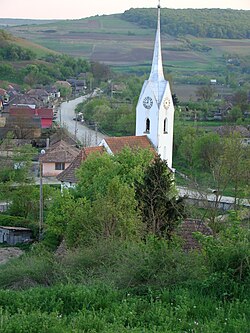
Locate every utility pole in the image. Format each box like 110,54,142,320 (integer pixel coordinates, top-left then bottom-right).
59,107,62,127
39,149,46,241
95,122,98,145
74,110,78,141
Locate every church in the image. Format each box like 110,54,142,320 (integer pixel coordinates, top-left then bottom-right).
58,2,175,187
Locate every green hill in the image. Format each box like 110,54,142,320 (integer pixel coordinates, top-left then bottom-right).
0,29,57,59
0,29,90,87
122,8,250,39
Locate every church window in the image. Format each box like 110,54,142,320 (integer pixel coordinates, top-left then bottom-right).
164,118,168,133
145,118,150,133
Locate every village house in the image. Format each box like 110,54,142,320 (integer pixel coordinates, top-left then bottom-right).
8,94,44,109
39,140,80,177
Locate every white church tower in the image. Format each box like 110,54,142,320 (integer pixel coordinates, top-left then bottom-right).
136,1,175,169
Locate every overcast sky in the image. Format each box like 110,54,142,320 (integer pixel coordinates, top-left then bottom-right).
1,0,249,19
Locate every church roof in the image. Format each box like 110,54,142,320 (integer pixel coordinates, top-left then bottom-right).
149,4,165,83
147,3,167,105
102,135,154,155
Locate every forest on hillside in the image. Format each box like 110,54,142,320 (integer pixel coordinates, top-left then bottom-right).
122,8,250,39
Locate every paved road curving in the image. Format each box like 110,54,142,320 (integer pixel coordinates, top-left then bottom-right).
57,94,106,147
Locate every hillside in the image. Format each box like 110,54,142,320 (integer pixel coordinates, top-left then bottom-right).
123,8,250,39
0,18,58,27
5,9,250,80
0,29,57,59
0,29,91,87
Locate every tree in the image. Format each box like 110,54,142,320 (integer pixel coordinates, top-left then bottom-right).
227,106,243,122
135,156,185,240
90,178,142,241
196,85,215,101
90,61,111,84
46,148,155,247
76,148,154,201
193,132,221,171
232,90,249,112
210,134,250,209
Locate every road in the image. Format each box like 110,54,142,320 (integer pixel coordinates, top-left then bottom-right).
58,93,106,147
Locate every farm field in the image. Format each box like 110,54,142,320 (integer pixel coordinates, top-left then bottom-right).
6,14,250,77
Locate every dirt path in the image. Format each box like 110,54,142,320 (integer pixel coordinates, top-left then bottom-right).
0,248,23,265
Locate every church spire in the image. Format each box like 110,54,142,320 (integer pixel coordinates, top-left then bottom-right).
149,1,165,82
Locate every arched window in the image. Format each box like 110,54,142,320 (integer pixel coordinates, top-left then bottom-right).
145,118,150,133
163,118,168,133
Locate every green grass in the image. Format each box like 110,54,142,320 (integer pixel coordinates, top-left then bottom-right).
0,284,249,332
0,229,249,332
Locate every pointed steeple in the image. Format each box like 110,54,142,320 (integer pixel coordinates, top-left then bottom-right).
149,1,165,83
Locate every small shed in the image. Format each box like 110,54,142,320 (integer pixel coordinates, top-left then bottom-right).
0,226,32,245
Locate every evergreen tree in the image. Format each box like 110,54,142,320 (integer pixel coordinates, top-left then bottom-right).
135,156,185,240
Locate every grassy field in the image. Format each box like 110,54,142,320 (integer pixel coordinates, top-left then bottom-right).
7,14,249,75
0,284,249,332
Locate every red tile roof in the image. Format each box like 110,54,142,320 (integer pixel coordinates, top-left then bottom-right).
57,146,105,183
36,108,53,119
103,135,154,154
9,107,53,119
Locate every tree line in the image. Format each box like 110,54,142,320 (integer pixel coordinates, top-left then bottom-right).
122,8,250,39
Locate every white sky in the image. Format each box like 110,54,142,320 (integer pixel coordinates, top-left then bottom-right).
1,0,249,19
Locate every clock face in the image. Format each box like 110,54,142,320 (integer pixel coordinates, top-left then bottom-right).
143,96,153,109
163,97,171,110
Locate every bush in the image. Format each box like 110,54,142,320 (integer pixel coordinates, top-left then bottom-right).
0,250,57,289
195,216,250,299
58,238,206,290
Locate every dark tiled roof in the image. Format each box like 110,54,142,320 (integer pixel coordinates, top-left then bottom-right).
39,140,79,163
57,146,104,183
27,89,49,97
9,107,34,117
103,135,154,154
213,125,250,137
177,219,213,251
7,115,41,129
50,129,78,146
10,95,43,107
